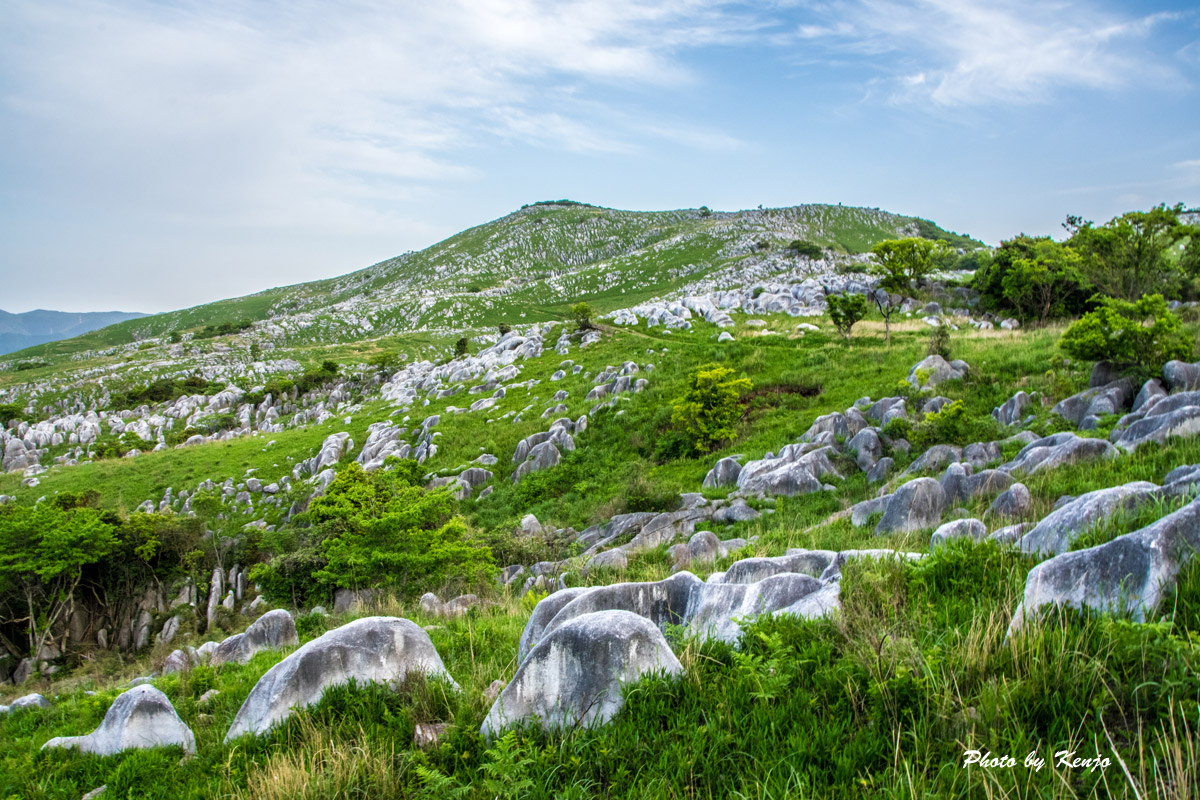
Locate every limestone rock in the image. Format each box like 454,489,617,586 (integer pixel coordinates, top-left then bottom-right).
211,610,298,666
225,617,457,740
930,518,987,548
875,478,945,534
482,610,682,737
1017,482,1157,556
1009,497,1200,635
42,685,195,755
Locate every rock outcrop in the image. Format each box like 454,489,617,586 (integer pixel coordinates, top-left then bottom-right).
225,617,457,740
482,610,682,737
42,685,195,755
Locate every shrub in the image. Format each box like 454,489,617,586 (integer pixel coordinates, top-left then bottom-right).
0,403,26,426
1058,294,1193,373
908,400,1001,449
571,302,595,331
671,364,752,455
498,323,512,336
826,293,868,340
787,239,825,259
927,324,951,359
624,465,681,513
454,337,469,357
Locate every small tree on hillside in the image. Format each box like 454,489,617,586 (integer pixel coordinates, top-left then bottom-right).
671,364,752,454
871,237,949,292
454,337,469,357
498,323,512,336
867,262,908,345
826,293,868,341
1065,204,1194,301
571,302,595,332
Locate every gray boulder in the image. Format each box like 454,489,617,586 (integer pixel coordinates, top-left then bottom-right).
1017,482,1157,556
225,617,457,740
1051,379,1134,427
686,572,830,643
906,355,969,390
512,442,561,483
867,457,895,483
1163,360,1200,393
1009,497,1200,635
517,588,595,662
717,550,836,584
1000,432,1117,475
986,483,1032,520
850,495,889,527
211,610,298,666
875,478,945,534
847,428,882,472
930,518,987,548
0,693,50,714
481,610,681,737
1113,402,1200,452
42,685,195,755
904,444,962,476
712,498,760,524
1133,379,1167,413
992,391,1033,427
702,457,743,488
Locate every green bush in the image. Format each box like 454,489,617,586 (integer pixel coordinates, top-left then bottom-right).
786,239,825,259
571,302,595,331
1058,294,1193,373
454,337,469,357
670,364,752,455
926,323,951,360
909,400,1001,449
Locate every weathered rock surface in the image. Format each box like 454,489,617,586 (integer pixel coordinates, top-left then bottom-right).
906,355,969,390
482,610,682,737
993,391,1033,426
0,693,50,714
1009,497,1200,635
42,685,195,755
875,478,945,534
225,617,457,740
211,610,298,666
930,518,987,548
999,432,1117,475
1017,482,1157,556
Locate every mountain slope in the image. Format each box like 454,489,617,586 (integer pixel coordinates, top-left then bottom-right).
1,202,981,363
0,309,147,355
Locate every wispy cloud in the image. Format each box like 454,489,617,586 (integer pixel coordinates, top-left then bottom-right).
0,0,756,236
784,0,1181,106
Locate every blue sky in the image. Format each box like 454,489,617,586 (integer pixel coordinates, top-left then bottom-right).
1,0,1198,314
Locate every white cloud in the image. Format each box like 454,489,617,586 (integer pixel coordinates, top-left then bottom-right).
785,0,1179,106
0,0,756,239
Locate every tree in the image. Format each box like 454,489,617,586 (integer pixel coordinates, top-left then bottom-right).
867,258,910,345
571,302,595,331
1000,239,1086,323
671,364,752,454
1066,204,1193,301
1059,294,1193,373
454,337,469,357
498,323,512,336
826,293,868,341
0,504,117,660
871,238,949,292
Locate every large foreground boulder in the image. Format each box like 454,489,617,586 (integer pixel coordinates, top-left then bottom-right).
42,685,195,755
225,617,457,740
1009,497,1200,636
211,609,299,666
482,610,681,737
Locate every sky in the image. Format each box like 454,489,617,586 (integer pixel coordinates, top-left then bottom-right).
1,0,1198,314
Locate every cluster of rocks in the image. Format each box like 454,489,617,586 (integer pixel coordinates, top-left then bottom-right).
484,547,917,735
511,416,584,483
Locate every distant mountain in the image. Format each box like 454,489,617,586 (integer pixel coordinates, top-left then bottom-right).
0,309,148,355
